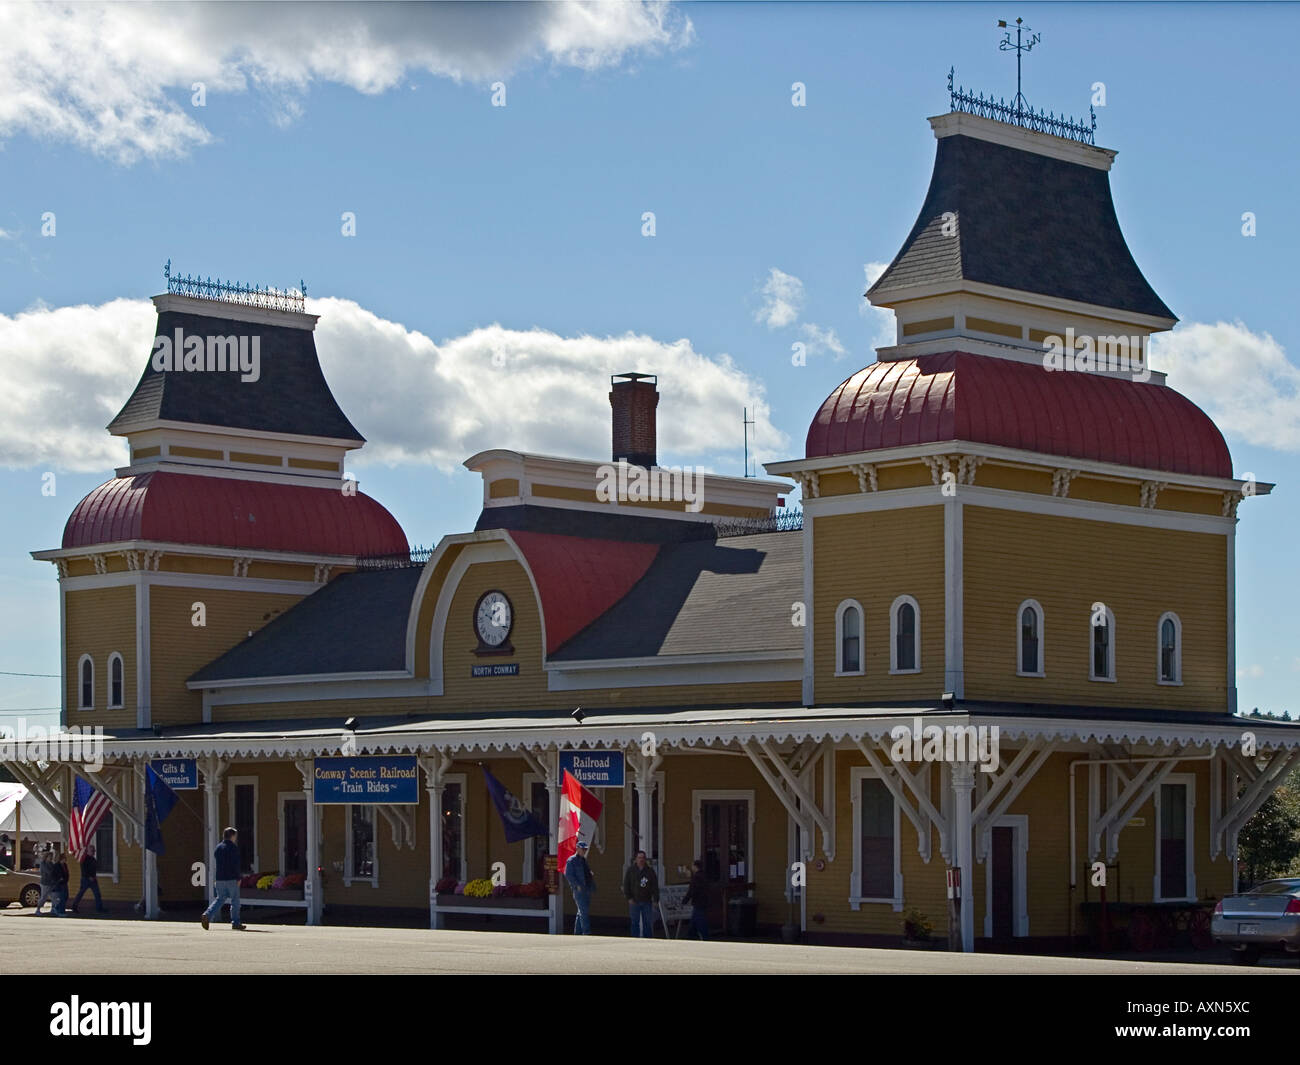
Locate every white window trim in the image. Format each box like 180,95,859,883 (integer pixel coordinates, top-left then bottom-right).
1088,605,1117,682
277,791,309,876
441,773,468,884
76,654,94,711
343,804,379,887
889,594,921,675
849,766,903,911
95,812,119,884
1157,611,1183,686
106,652,124,709
227,776,259,874
834,599,865,676
623,771,666,875
1015,599,1045,678
522,771,547,884
982,814,1029,937
691,789,756,894
1153,773,1196,902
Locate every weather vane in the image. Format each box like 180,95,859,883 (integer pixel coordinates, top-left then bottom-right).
998,17,1041,117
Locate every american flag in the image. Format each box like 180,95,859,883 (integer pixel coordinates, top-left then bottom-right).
69,776,111,861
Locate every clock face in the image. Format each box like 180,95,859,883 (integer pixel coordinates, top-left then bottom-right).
474,590,513,647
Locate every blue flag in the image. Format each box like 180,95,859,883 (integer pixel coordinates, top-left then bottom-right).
144,764,179,856
482,767,548,843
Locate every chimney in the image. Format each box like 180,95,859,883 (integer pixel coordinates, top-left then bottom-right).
609,373,658,468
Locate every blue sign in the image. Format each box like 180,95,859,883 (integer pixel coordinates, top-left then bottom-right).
151,758,197,790
314,756,419,805
559,750,625,788
471,663,519,677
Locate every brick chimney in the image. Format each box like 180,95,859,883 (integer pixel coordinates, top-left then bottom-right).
609,373,658,468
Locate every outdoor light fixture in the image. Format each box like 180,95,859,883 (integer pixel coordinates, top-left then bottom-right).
343,716,357,730
571,707,585,724
941,692,955,709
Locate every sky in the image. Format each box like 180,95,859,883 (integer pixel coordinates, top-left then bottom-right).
1,1,1297,725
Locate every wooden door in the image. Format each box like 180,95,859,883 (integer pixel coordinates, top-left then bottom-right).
991,825,1014,940
701,799,749,933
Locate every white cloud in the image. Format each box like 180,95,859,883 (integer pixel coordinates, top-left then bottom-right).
1237,663,1265,680
0,296,788,475
0,1,693,163
0,229,14,240
799,323,845,359
1149,320,1300,453
859,261,896,349
755,268,805,330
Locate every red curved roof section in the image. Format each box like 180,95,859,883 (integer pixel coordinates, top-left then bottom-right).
63,472,408,556
805,352,1232,478
509,531,660,655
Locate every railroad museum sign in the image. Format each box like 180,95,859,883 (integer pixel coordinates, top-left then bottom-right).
559,750,625,788
313,756,419,804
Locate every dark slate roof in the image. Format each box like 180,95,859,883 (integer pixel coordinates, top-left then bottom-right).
189,568,422,683
867,133,1176,321
477,503,717,544
551,530,803,660
108,309,364,441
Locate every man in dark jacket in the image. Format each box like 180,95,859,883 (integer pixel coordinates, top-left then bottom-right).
71,843,107,914
563,838,595,935
35,848,56,915
200,827,245,930
682,859,709,940
51,849,70,916
622,850,659,937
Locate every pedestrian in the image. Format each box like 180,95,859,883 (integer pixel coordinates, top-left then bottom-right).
200,827,246,931
71,843,107,914
622,849,659,937
35,846,56,915
563,838,595,935
683,859,709,940
51,847,70,916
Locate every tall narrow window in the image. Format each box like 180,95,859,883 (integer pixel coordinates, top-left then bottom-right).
78,655,93,710
836,600,863,675
1090,606,1115,681
890,595,920,674
346,805,376,884
232,780,257,874
442,780,464,882
1158,781,1190,899
857,775,897,901
108,653,124,709
1158,613,1181,684
1017,600,1044,677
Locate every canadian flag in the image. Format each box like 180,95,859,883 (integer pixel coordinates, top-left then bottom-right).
557,770,604,873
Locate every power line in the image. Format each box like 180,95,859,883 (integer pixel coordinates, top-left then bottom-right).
0,671,60,678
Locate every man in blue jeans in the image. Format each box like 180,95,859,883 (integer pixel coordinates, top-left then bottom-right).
622,850,659,937
563,838,595,934
201,827,245,930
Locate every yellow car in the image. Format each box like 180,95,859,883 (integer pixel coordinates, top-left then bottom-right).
0,865,44,909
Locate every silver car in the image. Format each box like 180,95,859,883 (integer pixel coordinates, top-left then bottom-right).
1212,878,1300,965
0,865,43,909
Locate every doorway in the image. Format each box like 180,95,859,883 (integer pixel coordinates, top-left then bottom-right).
694,791,754,936
983,815,1028,939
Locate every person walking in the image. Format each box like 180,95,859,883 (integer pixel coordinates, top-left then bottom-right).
51,848,70,916
200,827,245,930
563,838,596,935
71,843,107,914
35,847,56,915
683,859,709,940
622,850,659,937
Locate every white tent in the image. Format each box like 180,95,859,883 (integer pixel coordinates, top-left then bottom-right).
0,783,62,869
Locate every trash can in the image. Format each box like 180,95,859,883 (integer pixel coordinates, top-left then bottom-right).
727,897,757,937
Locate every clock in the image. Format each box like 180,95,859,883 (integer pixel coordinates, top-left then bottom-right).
473,590,514,654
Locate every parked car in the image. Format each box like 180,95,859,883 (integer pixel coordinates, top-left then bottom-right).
1211,878,1300,964
0,865,43,909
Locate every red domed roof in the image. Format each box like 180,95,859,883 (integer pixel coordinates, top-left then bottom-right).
63,472,408,557
806,352,1232,478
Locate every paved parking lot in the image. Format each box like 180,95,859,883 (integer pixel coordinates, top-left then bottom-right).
2,906,1296,973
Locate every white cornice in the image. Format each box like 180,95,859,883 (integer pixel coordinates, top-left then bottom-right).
111,417,362,449
872,339,1169,386
152,292,319,331
31,539,362,566
928,111,1117,170
111,460,349,489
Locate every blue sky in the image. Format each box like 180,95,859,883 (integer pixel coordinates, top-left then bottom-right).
2,1,1297,724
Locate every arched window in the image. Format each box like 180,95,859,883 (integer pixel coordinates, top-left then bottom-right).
108,652,124,709
1089,605,1116,681
77,655,94,710
1017,600,1044,677
890,595,920,674
835,600,864,676
1157,613,1182,685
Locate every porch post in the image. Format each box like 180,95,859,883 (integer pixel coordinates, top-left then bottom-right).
294,759,322,925
198,756,225,907
420,752,446,930
138,762,159,919
547,748,562,935
634,754,661,878
952,761,975,952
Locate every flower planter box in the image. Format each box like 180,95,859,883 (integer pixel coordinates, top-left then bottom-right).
239,887,305,903
899,937,940,950
436,895,548,910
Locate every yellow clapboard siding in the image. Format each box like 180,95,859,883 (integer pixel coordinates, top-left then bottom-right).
65,586,138,730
